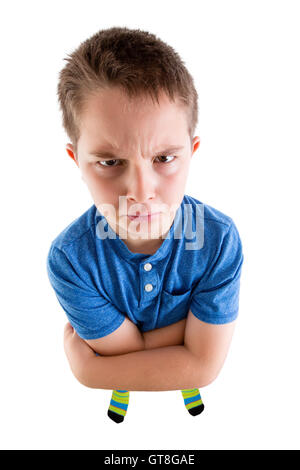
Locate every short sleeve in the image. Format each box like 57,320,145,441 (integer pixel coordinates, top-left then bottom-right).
46,245,125,339
190,220,244,324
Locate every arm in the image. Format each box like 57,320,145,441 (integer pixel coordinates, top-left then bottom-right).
142,319,186,350
84,316,145,356
64,317,210,391
84,318,186,356
84,319,207,391
81,312,236,390
84,318,202,391
184,309,237,382
64,315,212,391
83,344,209,391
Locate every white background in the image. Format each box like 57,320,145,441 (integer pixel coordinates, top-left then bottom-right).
1,0,299,450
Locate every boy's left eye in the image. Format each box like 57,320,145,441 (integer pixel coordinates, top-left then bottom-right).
156,155,176,164
96,155,176,168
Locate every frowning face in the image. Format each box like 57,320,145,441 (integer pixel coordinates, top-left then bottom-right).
66,86,200,254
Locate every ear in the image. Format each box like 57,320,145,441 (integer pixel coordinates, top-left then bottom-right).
66,143,78,167
191,136,200,156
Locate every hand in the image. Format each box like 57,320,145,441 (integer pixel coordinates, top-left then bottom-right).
63,322,96,385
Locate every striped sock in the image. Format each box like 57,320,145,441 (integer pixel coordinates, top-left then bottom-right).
107,390,130,423
181,388,204,416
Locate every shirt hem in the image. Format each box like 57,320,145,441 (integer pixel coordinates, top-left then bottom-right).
76,315,126,340
190,307,238,325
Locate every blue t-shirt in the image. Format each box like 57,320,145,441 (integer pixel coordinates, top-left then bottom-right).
46,194,244,340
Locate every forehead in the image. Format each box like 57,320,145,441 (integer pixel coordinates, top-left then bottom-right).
78,87,189,152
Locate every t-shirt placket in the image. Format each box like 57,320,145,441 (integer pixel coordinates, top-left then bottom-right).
138,261,160,308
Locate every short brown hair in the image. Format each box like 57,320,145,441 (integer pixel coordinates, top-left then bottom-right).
57,26,198,155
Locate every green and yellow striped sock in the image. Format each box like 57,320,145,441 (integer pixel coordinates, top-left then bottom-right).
107,390,130,423
181,388,204,416
107,388,204,422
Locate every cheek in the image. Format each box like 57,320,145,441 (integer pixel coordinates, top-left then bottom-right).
161,170,185,193
83,167,119,203
159,169,188,211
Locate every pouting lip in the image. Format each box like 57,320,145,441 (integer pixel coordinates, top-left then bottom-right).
127,212,160,217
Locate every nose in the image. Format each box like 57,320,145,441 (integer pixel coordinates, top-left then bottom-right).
126,162,156,204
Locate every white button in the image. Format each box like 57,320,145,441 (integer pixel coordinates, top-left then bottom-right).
144,283,153,292
144,263,152,271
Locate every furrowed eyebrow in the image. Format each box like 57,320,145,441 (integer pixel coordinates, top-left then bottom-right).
89,146,185,160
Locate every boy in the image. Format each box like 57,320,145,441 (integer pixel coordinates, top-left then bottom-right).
46,26,244,423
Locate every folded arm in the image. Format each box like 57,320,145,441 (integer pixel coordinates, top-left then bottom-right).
81,317,206,391
84,343,205,391
64,312,235,391
85,317,187,356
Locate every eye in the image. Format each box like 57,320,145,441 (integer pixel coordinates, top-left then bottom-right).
96,159,121,168
155,155,176,164
96,155,176,168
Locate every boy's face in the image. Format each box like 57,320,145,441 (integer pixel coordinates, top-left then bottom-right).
66,86,200,254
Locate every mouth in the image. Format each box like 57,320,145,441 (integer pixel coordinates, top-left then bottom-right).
127,212,161,221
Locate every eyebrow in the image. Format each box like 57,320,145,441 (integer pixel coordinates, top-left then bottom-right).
89,146,185,160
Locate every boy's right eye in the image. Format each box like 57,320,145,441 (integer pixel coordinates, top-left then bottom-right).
96,159,120,168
